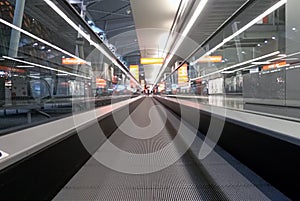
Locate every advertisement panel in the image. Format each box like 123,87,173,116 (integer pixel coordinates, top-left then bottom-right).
178,63,188,86
129,65,139,81
130,65,139,88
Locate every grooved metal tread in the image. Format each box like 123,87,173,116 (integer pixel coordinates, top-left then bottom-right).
54,97,288,201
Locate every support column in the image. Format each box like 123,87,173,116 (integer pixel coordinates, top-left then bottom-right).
286,0,300,55
8,0,26,57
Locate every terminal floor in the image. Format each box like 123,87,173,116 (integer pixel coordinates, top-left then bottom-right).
53,98,286,201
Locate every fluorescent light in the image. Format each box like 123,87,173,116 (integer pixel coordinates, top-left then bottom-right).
223,0,287,44
43,0,114,62
231,64,256,73
3,56,91,79
191,0,287,65
191,51,280,80
278,54,287,57
221,71,234,74
268,51,300,62
43,0,141,88
154,0,208,84
28,75,40,79
251,61,271,65
16,65,35,68
222,51,279,71
286,51,300,57
284,58,299,61
0,19,88,66
182,0,208,37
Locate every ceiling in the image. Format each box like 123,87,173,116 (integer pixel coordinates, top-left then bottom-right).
69,0,276,85
156,0,251,83
82,0,140,58
72,0,182,84
104,0,253,84
130,0,181,84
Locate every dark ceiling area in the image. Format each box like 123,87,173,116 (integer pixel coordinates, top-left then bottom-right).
69,0,142,75
85,0,135,40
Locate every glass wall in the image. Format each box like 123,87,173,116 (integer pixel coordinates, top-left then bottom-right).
159,0,300,118
0,0,140,133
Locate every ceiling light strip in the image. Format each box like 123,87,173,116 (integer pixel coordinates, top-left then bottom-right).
223,0,287,45
44,0,115,62
231,64,256,73
192,0,287,65
190,51,280,80
182,0,208,37
0,18,87,65
154,0,209,84
264,51,300,63
3,56,91,79
44,0,141,87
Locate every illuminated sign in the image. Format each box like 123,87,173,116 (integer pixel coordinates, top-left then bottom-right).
262,61,287,70
197,56,223,63
178,63,188,85
96,78,106,88
140,58,164,65
158,82,165,92
0,65,25,74
129,65,139,81
62,58,86,65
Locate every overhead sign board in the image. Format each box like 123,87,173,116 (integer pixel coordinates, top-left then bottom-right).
62,58,86,65
198,56,223,63
96,78,106,88
140,58,164,65
130,65,139,81
262,61,287,70
178,63,188,86
0,65,26,74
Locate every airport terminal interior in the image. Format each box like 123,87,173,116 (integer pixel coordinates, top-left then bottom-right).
0,0,300,200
